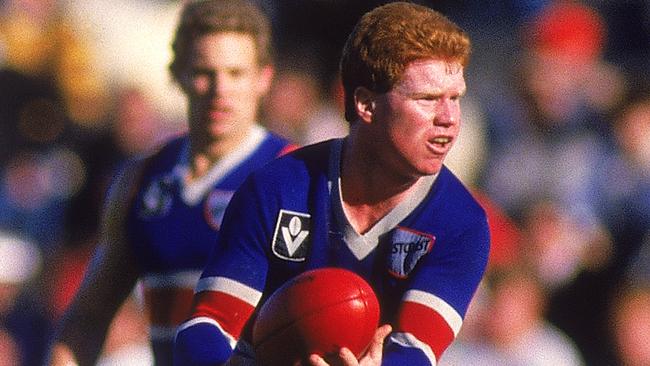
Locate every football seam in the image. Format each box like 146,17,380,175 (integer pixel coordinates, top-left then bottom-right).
253,292,372,349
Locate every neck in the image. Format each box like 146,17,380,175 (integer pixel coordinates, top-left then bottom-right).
340,132,421,234
187,124,254,181
341,129,419,204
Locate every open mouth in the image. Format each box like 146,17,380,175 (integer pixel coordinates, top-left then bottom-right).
431,136,451,145
427,136,453,155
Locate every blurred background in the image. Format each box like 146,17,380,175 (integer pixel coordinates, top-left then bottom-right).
0,0,648,365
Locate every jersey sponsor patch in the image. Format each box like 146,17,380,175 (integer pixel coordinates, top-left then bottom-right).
138,174,175,219
204,190,235,230
388,227,434,278
271,209,311,262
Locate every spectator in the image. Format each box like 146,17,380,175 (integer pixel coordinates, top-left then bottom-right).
609,283,650,366
442,265,585,366
480,1,624,224
599,86,650,280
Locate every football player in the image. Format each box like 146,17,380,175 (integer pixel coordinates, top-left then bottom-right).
48,1,293,365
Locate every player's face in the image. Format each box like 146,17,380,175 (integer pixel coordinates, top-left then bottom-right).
372,59,465,177
180,32,272,141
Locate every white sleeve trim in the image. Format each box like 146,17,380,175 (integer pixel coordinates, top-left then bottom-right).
195,276,262,307
175,316,237,350
403,289,463,336
388,332,437,366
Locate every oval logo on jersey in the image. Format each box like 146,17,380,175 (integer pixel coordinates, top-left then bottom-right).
387,227,434,278
271,209,311,262
138,175,175,219
204,189,235,230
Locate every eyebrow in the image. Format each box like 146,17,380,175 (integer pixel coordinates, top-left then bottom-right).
404,87,467,99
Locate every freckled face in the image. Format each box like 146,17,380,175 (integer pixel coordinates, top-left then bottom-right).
179,32,272,142
371,59,466,177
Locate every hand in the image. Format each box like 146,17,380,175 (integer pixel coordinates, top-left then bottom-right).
48,344,79,366
303,324,392,366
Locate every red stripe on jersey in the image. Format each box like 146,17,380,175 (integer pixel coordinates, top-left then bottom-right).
191,291,256,340
144,287,194,327
396,301,455,359
278,144,299,156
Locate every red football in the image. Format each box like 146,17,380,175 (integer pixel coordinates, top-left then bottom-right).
252,267,380,366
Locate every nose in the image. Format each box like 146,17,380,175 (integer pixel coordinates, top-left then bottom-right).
207,72,232,97
207,74,220,96
433,99,457,126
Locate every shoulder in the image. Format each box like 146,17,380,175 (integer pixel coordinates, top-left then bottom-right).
248,139,335,183
432,166,487,224
105,136,188,209
412,166,491,260
241,127,297,161
260,129,295,155
227,140,335,212
103,158,147,211
140,134,187,171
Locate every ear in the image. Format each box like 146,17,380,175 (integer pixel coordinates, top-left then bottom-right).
175,68,192,95
256,65,275,95
354,86,376,124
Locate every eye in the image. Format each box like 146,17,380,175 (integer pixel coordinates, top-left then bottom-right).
418,95,440,103
191,67,211,77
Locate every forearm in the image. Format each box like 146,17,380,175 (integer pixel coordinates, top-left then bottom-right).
51,287,126,365
174,272,265,365
51,249,139,365
174,319,235,366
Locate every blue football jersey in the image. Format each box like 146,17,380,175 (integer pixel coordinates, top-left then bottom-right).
175,138,490,365
125,126,292,364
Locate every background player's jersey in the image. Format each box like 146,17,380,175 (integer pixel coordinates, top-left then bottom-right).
176,138,490,365
125,126,291,364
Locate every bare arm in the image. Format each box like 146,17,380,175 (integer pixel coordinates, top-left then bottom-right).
49,160,145,366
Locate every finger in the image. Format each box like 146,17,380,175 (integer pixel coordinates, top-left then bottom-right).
374,324,393,341
308,354,330,366
338,347,359,366
366,324,393,358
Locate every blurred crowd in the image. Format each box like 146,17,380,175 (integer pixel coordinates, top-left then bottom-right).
0,0,649,365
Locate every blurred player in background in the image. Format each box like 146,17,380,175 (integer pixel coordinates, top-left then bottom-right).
48,1,293,365
174,2,490,365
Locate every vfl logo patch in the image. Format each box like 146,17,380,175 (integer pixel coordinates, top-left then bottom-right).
388,227,434,278
271,209,311,262
138,175,175,219
204,190,235,230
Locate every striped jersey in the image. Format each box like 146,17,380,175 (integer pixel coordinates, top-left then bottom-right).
125,126,292,365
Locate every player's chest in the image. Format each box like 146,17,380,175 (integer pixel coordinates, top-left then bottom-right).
269,215,437,282
128,176,237,270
